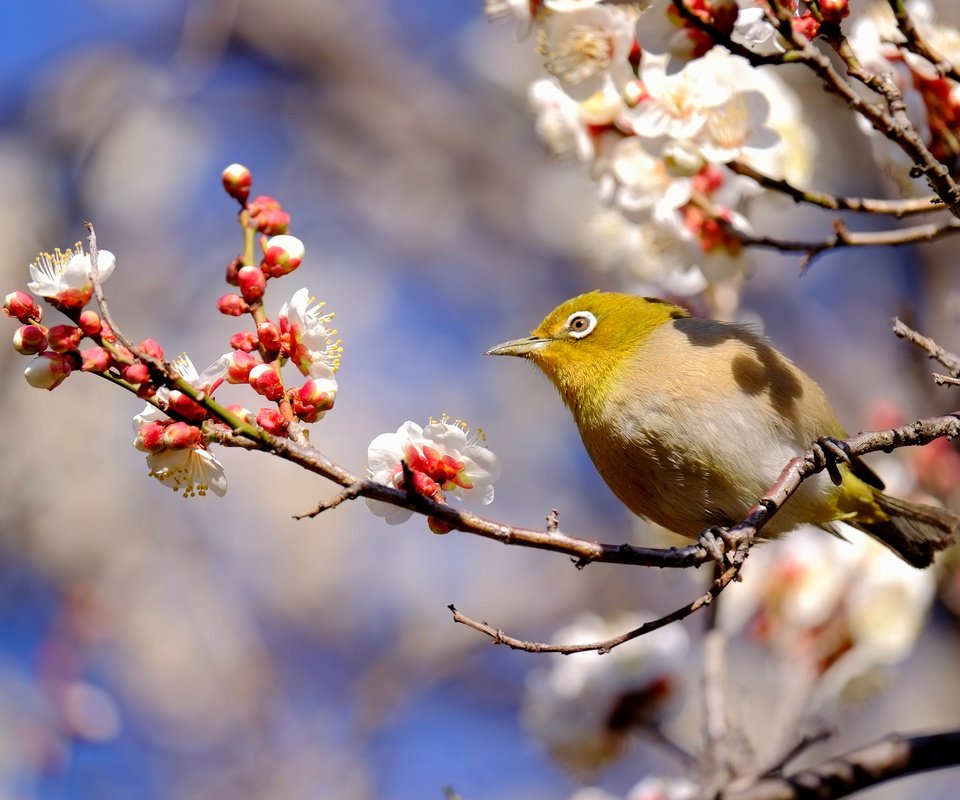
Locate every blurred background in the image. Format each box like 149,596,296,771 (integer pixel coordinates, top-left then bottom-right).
1,1,959,798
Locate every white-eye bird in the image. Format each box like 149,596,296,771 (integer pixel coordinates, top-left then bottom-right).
487,291,958,567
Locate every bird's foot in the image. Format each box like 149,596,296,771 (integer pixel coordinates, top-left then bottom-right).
810,436,851,486
698,526,735,567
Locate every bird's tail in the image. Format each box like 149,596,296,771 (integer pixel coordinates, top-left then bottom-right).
852,491,959,568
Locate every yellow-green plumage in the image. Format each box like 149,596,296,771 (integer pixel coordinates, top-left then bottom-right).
488,291,957,568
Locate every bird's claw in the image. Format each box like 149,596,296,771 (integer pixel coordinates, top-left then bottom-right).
698,526,733,567
810,436,851,486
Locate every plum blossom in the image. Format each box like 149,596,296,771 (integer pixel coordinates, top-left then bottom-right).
720,527,936,702
132,354,230,497
27,242,116,311
536,4,638,101
366,418,501,528
278,288,342,381
522,613,689,774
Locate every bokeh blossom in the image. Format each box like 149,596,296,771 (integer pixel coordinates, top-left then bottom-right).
721,527,937,703
522,612,689,774
487,0,812,297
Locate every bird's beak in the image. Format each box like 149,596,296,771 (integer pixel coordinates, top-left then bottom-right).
485,337,549,358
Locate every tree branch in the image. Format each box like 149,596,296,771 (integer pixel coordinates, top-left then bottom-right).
726,729,960,800
893,317,960,375
728,161,944,217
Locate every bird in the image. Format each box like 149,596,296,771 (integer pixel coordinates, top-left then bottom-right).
486,291,958,568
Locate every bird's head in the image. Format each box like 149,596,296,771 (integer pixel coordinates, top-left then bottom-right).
486,291,688,415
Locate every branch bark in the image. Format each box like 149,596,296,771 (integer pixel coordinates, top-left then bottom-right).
726,729,960,800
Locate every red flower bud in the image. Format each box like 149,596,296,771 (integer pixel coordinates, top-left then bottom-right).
230,330,259,352
225,258,243,286
261,235,305,278
218,293,250,316
121,363,150,385
256,407,288,436
819,0,849,24
81,346,113,372
78,310,101,336
13,324,47,355
4,290,41,323
248,363,284,401
138,338,164,360
237,265,267,304
248,196,290,235
47,324,83,353
222,163,252,204
162,421,203,449
257,320,282,354
135,420,168,452
167,390,207,422
226,350,258,384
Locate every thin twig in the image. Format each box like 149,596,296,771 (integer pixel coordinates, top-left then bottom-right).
294,482,365,519
934,373,960,387
85,222,139,356
732,216,960,268
886,0,960,84
728,161,944,217
703,629,734,785
893,317,960,374
760,729,835,777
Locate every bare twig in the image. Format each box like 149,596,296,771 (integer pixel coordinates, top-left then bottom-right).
85,222,140,357
703,629,734,786
727,729,960,800
704,199,960,268
886,0,960,84
934,373,960,387
294,481,365,519
760,729,835,777
893,317,960,374
728,161,944,217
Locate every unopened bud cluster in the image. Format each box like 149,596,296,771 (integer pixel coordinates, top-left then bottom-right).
215,163,342,439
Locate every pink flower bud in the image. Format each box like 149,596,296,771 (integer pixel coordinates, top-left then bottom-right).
4,290,41,323
13,324,47,355
237,265,266,304
167,390,207,422
256,407,288,436
218,293,250,316
24,351,72,390
792,11,820,39
121,363,150,385
292,378,337,423
225,258,243,286
47,325,82,353
135,420,167,452
248,196,289,235
222,163,252,204
819,0,849,23
162,421,203,449
81,346,113,372
261,235,305,278
248,363,284,400
139,338,164,360
78,310,101,336
226,350,258,384
230,331,259,352
257,321,281,354
99,322,117,344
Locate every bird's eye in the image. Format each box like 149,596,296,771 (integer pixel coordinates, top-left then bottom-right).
565,311,597,339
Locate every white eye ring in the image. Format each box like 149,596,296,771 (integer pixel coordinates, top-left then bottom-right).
565,310,597,339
